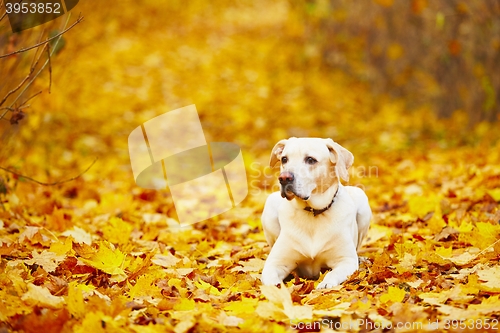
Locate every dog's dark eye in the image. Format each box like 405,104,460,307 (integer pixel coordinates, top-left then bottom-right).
281,156,288,164
305,157,317,165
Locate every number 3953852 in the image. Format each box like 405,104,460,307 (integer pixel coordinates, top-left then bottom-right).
5,0,80,32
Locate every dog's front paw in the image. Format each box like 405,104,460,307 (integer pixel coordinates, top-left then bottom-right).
261,273,283,286
317,276,343,289
261,278,283,286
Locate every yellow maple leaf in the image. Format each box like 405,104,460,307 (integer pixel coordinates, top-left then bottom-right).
435,246,453,258
81,242,126,280
427,208,446,233
474,222,500,249
168,277,184,289
487,188,500,201
166,277,190,297
128,274,162,298
380,286,406,304
394,239,419,258
458,221,474,233
102,217,133,245
224,297,259,315
217,273,238,289
66,283,86,319
236,280,254,292
173,298,195,311
194,279,222,296
73,311,122,333
49,236,73,255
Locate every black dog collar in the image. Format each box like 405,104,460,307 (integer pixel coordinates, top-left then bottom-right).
304,188,339,217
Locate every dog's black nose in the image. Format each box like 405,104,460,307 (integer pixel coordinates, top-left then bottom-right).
279,171,294,184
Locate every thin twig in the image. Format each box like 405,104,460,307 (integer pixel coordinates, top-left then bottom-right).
19,90,42,108
30,28,46,69
0,75,31,107
0,44,48,108
0,157,98,186
0,15,84,59
0,0,8,23
476,238,500,257
0,104,32,112
46,44,52,93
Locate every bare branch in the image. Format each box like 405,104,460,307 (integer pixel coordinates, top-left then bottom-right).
0,0,8,23
0,90,40,112
46,44,52,93
19,90,43,108
0,103,31,112
0,72,32,107
0,157,98,186
0,14,84,59
30,28,47,69
0,44,48,108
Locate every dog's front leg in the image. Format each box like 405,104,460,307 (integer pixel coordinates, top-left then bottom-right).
261,237,299,286
317,256,358,289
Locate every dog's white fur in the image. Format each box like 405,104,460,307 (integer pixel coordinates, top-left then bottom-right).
261,137,371,289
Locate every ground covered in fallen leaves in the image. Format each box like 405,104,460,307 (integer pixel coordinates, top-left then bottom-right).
2,1,500,332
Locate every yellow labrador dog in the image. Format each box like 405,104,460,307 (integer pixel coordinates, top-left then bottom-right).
261,137,371,289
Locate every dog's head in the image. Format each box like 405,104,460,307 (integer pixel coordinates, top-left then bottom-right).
269,137,353,201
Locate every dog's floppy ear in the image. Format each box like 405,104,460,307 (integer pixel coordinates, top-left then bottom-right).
325,139,354,181
269,139,288,168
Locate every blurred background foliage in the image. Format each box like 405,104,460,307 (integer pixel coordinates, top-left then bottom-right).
2,3,500,330
1,0,499,185
304,0,500,123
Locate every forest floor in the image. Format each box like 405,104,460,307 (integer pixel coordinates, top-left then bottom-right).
1,1,500,332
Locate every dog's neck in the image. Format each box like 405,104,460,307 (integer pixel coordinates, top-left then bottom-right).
294,183,340,216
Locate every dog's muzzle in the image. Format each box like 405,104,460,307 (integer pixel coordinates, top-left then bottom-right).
279,171,295,200
279,172,309,201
